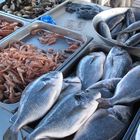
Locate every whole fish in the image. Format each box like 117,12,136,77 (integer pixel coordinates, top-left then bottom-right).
77,52,106,89
125,33,140,46
119,21,140,34
3,71,63,140
111,22,123,39
107,13,125,31
26,91,101,140
98,65,140,108
103,47,132,79
126,9,135,27
86,78,121,98
59,76,82,99
98,20,112,39
74,105,131,140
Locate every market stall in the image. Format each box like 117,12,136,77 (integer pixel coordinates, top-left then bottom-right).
0,0,140,140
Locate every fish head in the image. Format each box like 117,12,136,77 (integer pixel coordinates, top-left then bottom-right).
24,71,63,95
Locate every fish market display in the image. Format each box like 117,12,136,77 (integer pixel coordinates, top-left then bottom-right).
65,2,103,20
96,8,140,47
74,105,132,140
103,47,132,79
0,20,22,40
98,65,140,108
26,91,101,140
0,40,73,103
3,71,63,140
86,78,121,98
0,0,61,19
76,52,106,89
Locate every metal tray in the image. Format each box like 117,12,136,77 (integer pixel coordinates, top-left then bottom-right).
0,1,62,22
39,0,110,37
92,7,140,57
0,11,29,43
123,108,140,140
14,41,138,139
0,20,92,113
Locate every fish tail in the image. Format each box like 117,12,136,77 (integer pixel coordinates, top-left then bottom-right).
3,126,18,140
97,98,112,109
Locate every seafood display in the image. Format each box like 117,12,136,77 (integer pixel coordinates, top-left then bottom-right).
2,43,140,139
0,33,80,103
65,2,103,20
96,8,140,47
26,91,100,139
0,19,22,40
0,0,61,19
3,71,63,140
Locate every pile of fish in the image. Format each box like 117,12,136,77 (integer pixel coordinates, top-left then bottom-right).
0,0,61,19
97,8,140,47
3,46,140,140
0,20,22,40
65,2,103,20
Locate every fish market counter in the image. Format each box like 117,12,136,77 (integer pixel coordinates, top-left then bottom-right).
0,0,140,140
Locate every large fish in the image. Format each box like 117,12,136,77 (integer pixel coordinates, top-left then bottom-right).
59,76,82,99
98,65,140,108
3,71,63,140
98,20,112,39
103,47,132,79
86,78,121,98
26,91,101,140
76,52,106,90
74,105,132,140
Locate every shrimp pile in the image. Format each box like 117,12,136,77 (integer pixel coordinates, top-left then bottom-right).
0,41,67,103
0,20,22,39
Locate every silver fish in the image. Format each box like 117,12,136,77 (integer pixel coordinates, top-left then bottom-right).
98,20,112,39
135,124,140,140
103,47,132,79
74,105,131,140
3,71,63,140
26,91,101,140
120,21,140,34
98,65,140,108
59,76,82,99
125,33,140,46
86,78,121,98
77,52,106,90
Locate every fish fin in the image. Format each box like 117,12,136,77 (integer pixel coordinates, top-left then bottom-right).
10,112,18,123
3,127,18,140
97,98,112,109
